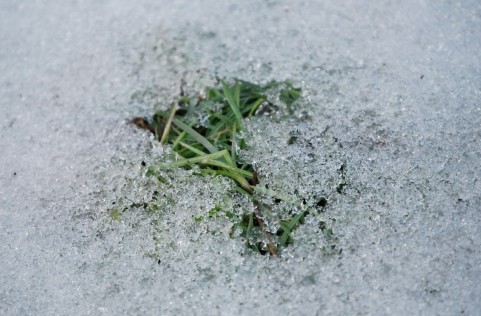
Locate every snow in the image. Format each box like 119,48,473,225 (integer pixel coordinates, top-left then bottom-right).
1,0,480,314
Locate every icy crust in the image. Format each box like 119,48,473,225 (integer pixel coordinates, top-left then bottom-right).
2,0,481,315
243,116,343,207
85,88,480,315
79,57,480,314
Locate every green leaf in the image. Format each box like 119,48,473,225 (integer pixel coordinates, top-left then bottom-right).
222,80,244,129
279,212,305,245
280,87,302,106
172,118,218,154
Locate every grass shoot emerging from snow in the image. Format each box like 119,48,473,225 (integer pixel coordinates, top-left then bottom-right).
134,79,311,256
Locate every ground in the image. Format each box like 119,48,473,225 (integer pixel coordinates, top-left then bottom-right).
1,0,480,315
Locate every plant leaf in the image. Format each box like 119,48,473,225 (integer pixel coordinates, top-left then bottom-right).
172,118,218,154
222,80,244,129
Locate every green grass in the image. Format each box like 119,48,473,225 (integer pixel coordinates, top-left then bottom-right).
135,79,309,256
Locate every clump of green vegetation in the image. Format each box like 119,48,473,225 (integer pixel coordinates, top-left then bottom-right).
134,79,313,256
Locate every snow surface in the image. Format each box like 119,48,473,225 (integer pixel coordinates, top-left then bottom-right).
1,0,480,315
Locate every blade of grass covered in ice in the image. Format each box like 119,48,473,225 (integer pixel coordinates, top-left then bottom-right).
207,129,230,146
161,149,253,180
161,150,227,168
171,131,187,151
278,211,306,246
231,125,237,162
172,118,218,154
178,141,208,156
247,97,265,117
160,104,177,144
197,159,252,179
279,85,302,106
221,80,244,129
212,169,253,193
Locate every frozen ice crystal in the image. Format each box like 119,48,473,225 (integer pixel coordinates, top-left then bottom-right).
1,0,480,315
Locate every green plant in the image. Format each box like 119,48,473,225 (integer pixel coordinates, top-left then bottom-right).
135,79,310,255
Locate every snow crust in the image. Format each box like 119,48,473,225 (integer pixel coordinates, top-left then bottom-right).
1,0,480,314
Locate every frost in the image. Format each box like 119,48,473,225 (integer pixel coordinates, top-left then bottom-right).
1,0,480,315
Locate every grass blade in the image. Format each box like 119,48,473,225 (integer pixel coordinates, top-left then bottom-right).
178,141,208,156
160,104,177,144
171,131,186,151
247,97,265,117
173,118,218,154
279,212,305,246
222,80,244,129
231,125,237,162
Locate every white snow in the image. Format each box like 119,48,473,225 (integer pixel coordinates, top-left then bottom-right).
1,0,480,314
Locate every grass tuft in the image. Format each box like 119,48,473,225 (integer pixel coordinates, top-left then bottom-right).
133,79,311,256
